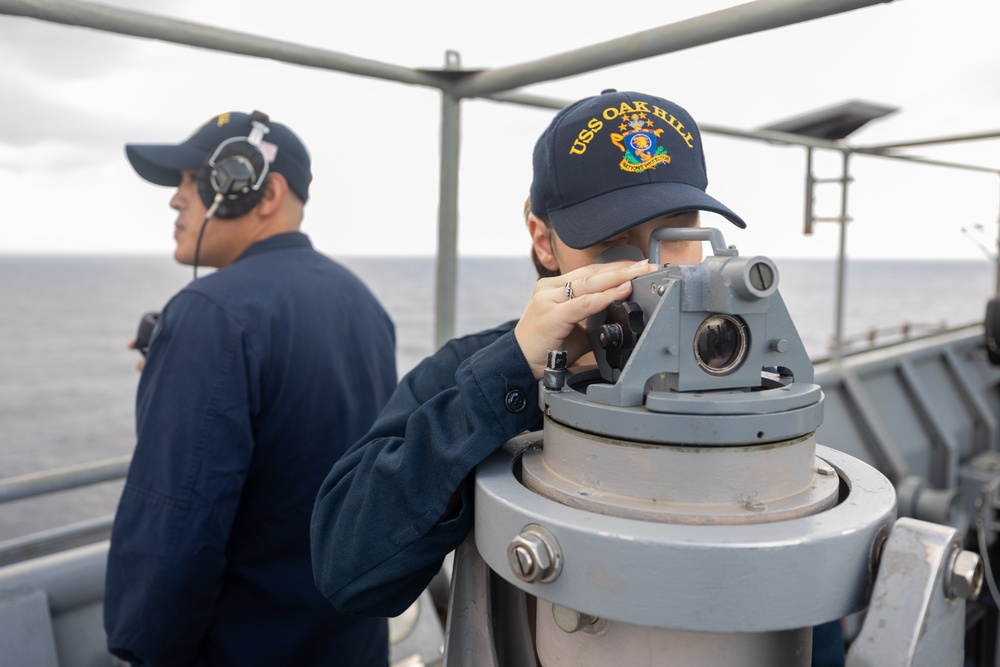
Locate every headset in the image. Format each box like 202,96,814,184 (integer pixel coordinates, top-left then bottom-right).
191,110,272,278
196,110,273,220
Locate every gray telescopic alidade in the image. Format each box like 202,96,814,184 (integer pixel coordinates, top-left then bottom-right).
449,228,983,667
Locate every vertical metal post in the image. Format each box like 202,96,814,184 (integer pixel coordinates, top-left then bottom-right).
435,80,462,348
803,147,815,235
995,175,1000,298
832,151,852,361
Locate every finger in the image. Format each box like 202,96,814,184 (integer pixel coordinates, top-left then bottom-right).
559,260,653,302
559,280,634,318
551,258,647,286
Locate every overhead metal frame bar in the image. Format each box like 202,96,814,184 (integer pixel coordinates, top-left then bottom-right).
0,0,441,87
0,0,895,98
864,129,1000,151
450,0,895,98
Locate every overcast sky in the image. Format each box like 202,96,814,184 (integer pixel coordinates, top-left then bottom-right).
1,0,998,261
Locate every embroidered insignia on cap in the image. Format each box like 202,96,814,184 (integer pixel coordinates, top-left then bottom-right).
611,114,670,174
260,141,278,163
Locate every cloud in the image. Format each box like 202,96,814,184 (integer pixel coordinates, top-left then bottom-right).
0,18,135,80
0,6,182,157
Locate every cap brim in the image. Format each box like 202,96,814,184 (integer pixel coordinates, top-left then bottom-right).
124,144,208,188
548,182,747,250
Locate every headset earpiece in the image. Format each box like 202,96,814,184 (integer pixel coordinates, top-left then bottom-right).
197,142,268,218
196,111,272,219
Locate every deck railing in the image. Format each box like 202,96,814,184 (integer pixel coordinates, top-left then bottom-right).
0,457,128,566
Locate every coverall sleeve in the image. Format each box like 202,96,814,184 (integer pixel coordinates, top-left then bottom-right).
311,328,540,618
104,292,258,666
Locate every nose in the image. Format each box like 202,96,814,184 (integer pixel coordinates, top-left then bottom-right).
169,187,183,212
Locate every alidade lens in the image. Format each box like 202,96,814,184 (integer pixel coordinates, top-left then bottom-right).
694,315,748,375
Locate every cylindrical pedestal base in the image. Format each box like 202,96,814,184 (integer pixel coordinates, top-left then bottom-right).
535,599,811,667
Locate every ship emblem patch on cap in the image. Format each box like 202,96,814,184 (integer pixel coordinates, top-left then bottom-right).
611,114,670,174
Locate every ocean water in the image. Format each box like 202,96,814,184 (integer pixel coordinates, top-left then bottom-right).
0,253,994,541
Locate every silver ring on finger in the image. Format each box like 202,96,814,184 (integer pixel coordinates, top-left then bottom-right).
564,281,575,300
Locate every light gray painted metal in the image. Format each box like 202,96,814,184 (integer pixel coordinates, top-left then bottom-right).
864,130,1000,151
579,231,815,409
442,536,500,667
0,542,107,614
449,0,894,98
0,542,111,667
898,358,960,488
804,147,816,234
389,590,445,667
435,89,462,347
0,455,128,503
521,423,838,524
814,328,1000,531
832,151,851,360
941,345,999,452
647,227,738,265
0,587,59,667
0,514,114,567
544,380,824,445
845,518,974,666
544,236,824,444
475,444,895,633
840,367,910,480
442,535,538,667
895,476,967,531
534,598,811,667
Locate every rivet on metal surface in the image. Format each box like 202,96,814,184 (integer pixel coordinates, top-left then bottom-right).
771,338,789,353
507,524,562,583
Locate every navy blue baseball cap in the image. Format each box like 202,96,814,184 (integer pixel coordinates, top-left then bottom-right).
529,90,746,249
125,111,312,203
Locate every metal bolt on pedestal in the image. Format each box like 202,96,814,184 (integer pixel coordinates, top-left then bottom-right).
552,604,601,634
507,524,562,583
946,548,984,601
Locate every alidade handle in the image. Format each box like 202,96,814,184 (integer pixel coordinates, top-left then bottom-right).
648,227,738,265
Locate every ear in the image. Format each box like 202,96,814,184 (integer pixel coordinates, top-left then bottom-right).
256,172,289,217
528,214,560,273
